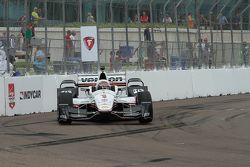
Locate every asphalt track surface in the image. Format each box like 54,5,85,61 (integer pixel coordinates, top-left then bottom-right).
0,94,250,167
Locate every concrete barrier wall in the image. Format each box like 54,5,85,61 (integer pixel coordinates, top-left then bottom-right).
0,77,5,115
127,68,250,101
1,68,250,116
4,76,43,116
191,68,250,97
2,75,77,116
231,68,250,93
127,70,194,101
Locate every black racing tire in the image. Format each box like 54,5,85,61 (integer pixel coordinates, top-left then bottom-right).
58,118,72,125
111,86,115,92
137,91,153,123
92,86,96,92
57,90,74,125
57,87,77,107
57,107,72,125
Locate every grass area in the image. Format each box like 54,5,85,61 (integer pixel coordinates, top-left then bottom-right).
14,61,139,75
15,61,27,69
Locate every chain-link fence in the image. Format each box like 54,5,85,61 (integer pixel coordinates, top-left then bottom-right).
0,0,249,76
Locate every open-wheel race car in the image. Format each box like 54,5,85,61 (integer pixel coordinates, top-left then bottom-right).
57,69,153,124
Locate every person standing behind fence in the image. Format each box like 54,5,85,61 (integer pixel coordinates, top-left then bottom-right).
162,14,172,24
9,34,16,65
140,11,149,24
0,49,7,74
25,23,33,50
217,13,228,29
37,8,44,26
65,30,73,59
18,16,26,50
187,13,194,29
195,39,205,68
234,13,240,30
18,15,26,28
33,46,46,74
144,27,151,41
109,51,115,71
70,31,76,57
86,12,95,23
133,14,139,23
200,14,208,30
203,38,211,68
31,7,41,27
240,42,249,66
25,23,33,72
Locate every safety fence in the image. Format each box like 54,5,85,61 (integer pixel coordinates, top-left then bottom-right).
0,25,250,76
0,0,250,76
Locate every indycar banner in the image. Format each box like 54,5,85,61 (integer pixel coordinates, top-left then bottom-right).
4,76,43,116
78,73,126,87
0,77,4,115
80,26,98,62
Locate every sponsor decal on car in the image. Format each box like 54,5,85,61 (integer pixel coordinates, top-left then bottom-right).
80,76,124,83
108,77,123,82
81,77,98,83
60,90,72,94
8,83,15,109
20,90,41,100
101,99,108,102
99,105,110,111
133,88,144,94
78,75,126,87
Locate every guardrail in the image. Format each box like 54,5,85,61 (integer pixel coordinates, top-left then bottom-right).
1,68,250,116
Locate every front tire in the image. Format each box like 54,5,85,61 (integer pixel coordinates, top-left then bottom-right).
57,107,72,125
137,91,153,123
57,88,75,125
58,118,72,125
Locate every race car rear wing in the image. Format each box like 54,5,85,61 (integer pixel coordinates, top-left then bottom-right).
77,72,126,88
59,80,77,88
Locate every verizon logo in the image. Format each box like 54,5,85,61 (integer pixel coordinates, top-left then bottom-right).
80,77,124,83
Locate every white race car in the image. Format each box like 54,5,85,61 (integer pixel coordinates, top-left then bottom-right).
57,70,153,124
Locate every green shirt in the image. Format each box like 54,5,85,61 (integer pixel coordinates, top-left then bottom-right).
25,29,32,39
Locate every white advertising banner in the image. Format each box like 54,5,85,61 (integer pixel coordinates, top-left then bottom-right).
5,76,43,116
0,77,5,116
80,26,98,62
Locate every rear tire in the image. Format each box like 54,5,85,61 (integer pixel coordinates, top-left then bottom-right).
137,91,153,123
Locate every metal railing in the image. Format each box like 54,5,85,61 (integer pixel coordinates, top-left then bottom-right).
0,0,249,76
